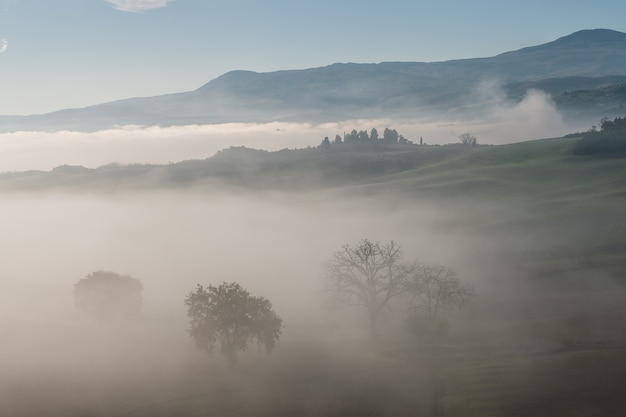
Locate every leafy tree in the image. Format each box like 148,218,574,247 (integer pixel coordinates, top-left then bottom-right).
404,264,474,339
358,130,369,141
383,128,399,144
333,134,342,144
572,116,626,155
459,133,477,146
324,239,412,339
320,136,331,150
74,270,143,321
345,129,359,142
370,128,379,141
185,282,282,367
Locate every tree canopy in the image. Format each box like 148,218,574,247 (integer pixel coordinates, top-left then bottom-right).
74,270,143,321
403,264,474,339
324,239,476,340
405,264,474,320
185,282,282,367
573,116,626,155
459,133,478,146
322,127,415,146
324,239,413,339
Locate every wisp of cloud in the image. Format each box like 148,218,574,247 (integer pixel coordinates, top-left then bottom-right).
104,0,174,13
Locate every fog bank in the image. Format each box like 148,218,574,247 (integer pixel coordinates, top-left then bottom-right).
0,90,578,172
1,182,624,416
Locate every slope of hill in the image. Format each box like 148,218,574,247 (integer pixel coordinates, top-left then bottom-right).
3,137,626,417
2,29,626,132
2,136,625,216
2,136,626,287
490,29,626,78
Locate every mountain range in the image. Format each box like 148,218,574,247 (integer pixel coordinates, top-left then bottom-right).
2,28,626,132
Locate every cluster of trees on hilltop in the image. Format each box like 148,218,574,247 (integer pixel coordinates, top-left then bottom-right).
572,116,626,155
320,128,420,149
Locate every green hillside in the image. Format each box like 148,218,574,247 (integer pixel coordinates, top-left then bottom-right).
360,138,623,197
3,136,625,206
3,136,624,262
3,137,626,417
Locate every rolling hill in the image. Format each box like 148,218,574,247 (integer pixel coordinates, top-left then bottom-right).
0,138,626,251
3,136,625,247
2,135,626,417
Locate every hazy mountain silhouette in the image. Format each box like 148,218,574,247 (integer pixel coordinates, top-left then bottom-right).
2,29,626,132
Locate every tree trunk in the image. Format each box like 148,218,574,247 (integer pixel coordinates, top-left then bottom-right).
369,311,378,340
224,332,238,368
226,348,238,368
427,347,444,417
430,366,443,417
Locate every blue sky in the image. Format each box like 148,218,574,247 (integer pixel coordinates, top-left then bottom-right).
1,0,626,115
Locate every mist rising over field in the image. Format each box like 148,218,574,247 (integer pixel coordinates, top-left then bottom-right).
3,16,626,415
0,189,481,416
0,85,623,416
0,89,572,172
1,167,625,416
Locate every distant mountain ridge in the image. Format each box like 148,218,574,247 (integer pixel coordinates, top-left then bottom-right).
2,29,626,132
520,28,626,50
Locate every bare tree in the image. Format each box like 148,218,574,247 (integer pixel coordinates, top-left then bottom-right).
404,264,474,415
405,264,474,322
324,239,412,339
459,133,478,146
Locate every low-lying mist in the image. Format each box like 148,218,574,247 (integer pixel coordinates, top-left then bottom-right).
2,184,625,416
0,189,491,413
0,191,485,325
0,95,621,415
0,88,580,172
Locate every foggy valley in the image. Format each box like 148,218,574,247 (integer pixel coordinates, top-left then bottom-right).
0,189,487,416
1,145,625,416
1,107,625,417
1,14,626,416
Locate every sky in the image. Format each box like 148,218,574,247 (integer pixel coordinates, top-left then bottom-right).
1,0,626,116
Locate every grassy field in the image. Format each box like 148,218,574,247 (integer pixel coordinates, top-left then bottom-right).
360,138,626,201
2,137,626,416
442,341,626,416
